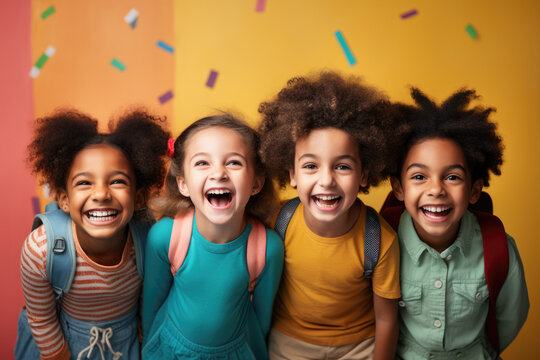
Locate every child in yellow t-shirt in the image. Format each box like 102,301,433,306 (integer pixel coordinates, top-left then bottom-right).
258,71,401,360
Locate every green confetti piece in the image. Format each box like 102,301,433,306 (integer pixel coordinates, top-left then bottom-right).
35,53,49,69
41,6,55,20
465,24,478,39
111,58,126,71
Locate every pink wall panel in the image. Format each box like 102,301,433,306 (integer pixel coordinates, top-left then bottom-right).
0,1,36,358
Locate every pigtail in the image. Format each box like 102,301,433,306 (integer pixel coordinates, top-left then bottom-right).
27,110,99,192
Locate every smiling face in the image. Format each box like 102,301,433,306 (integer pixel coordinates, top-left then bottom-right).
289,127,367,237
59,144,137,248
391,137,483,251
176,126,264,241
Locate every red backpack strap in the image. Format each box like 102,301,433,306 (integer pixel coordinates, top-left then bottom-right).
380,191,405,232
169,209,194,276
246,219,267,292
473,210,509,354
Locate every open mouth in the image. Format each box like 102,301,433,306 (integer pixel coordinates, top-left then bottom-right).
206,189,233,208
85,209,119,223
313,195,341,209
421,206,451,219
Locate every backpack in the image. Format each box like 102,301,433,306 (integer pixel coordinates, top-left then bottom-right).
167,209,267,292
273,197,381,279
15,202,149,359
379,191,508,354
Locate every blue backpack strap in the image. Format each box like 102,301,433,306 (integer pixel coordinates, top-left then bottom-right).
128,218,151,279
274,197,301,240
32,202,76,301
363,206,381,279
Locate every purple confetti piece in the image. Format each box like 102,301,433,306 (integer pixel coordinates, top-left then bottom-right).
158,90,174,104
32,196,40,215
206,70,218,88
256,0,266,12
401,9,418,19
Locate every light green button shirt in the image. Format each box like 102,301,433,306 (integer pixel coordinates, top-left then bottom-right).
396,211,529,360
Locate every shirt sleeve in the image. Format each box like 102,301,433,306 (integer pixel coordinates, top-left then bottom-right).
371,218,401,299
141,218,174,342
496,234,529,351
251,229,284,336
20,226,70,360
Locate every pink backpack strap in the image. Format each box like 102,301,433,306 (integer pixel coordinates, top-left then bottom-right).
168,209,194,276
246,219,267,292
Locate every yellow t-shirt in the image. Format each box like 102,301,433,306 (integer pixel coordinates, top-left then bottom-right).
272,201,401,346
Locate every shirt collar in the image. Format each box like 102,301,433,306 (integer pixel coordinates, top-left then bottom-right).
397,210,476,264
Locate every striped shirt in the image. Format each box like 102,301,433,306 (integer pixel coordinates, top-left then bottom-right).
20,223,142,359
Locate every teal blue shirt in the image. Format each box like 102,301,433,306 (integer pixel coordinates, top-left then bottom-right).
396,211,529,359
142,215,284,359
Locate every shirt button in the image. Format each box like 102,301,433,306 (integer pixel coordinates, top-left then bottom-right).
398,300,406,307
434,280,443,288
476,292,482,300
446,254,452,260
434,319,442,328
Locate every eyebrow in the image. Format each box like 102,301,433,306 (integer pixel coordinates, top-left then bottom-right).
297,154,358,162
190,152,248,161
405,163,467,172
71,170,131,181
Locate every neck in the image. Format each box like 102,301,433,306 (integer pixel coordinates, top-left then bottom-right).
194,212,247,244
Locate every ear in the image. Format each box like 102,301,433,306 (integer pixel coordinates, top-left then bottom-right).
469,179,484,204
176,176,190,197
251,176,265,196
58,190,70,213
289,168,297,188
359,169,368,188
390,176,405,201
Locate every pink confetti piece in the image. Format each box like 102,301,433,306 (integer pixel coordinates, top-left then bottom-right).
256,0,266,12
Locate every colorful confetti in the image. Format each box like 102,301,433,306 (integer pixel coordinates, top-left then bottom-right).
29,46,56,78
256,0,266,12
159,90,174,104
124,8,138,29
32,196,40,215
400,9,418,19
157,40,174,53
206,70,219,88
465,24,478,39
41,6,55,20
334,31,356,66
111,58,126,71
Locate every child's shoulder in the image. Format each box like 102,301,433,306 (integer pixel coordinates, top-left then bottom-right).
148,217,175,244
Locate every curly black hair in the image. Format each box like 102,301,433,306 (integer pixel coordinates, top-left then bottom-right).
27,108,171,214
151,113,278,226
258,71,398,193
390,88,504,186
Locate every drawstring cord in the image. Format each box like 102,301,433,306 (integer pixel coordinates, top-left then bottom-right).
76,326,123,360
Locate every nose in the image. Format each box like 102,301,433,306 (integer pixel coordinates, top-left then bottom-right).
319,167,335,188
210,164,228,181
92,183,112,201
428,179,445,197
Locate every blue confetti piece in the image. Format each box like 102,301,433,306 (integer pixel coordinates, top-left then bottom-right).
157,41,174,53
335,30,356,66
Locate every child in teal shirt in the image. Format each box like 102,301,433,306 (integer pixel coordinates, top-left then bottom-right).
387,88,529,359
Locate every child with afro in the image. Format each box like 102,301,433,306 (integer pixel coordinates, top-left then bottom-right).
258,71,401,360
16,109,170,360
387,88,529,359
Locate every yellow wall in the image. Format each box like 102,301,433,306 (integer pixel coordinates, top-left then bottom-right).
172,1,539,358
21,0,538,358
